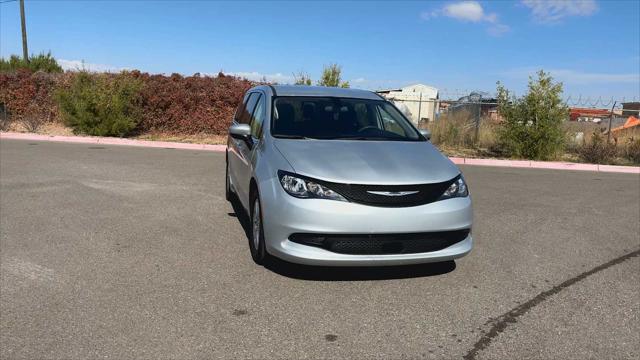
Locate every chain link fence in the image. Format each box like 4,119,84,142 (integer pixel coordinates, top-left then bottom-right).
382,92,499,149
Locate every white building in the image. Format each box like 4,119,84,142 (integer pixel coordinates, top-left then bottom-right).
376,84,439,125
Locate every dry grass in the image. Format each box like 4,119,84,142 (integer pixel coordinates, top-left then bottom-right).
563,121,608,135
613,129,640,164
566,127,640,165
426,112,500,158
5,120,74,136
428,115,639,165
3,121,228,144
133,132,228,145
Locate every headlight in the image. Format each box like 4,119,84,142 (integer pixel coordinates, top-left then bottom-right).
440,176,468,199
278,171,347,201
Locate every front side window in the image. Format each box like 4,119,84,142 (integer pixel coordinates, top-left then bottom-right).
378,104,411,138
236,93,259,124
271,97,422,141
250,94,265,138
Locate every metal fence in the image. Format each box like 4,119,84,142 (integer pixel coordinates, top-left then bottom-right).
384,94,498,138
389,97,639,125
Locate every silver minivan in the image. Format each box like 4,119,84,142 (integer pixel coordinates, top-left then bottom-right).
226,85,472,266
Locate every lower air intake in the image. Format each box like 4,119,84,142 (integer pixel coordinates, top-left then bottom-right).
289,230,470,255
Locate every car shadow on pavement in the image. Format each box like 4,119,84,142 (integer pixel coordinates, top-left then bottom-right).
263,258,456,281
229,196,456,281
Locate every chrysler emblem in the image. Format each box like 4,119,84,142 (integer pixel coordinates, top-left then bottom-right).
367,190,419,197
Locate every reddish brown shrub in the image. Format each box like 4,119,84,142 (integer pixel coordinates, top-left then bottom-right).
0,70,60,127
134,71,253,135
0,70,253,135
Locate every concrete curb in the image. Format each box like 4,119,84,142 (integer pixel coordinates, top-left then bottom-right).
2,132,638,174
449,157,639,174
0,132,227,152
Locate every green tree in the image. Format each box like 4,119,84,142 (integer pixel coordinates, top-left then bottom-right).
0,52,63,73
56,71,142,137
317,63,349,88
293,71,312,85
496,70,568,160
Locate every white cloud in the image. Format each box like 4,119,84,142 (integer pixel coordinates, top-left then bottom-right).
420,10,438,21
502,67,639,84
521,0,598,23
487,23,510,36
549,69,638,84
58,59,128,72
222,71,294,84
421,1,509,36
483,12,498,23
443,1,489,22
352,77,367,83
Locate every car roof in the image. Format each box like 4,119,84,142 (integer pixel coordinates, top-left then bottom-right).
252,85,383,100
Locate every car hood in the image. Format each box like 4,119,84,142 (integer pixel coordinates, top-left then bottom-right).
273,139,459,185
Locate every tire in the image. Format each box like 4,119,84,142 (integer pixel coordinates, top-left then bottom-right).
249,191,268,265
225,156,232,202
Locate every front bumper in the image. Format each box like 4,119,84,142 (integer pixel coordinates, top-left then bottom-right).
259,178,473,266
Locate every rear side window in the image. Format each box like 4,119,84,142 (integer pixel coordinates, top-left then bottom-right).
235,93,258,124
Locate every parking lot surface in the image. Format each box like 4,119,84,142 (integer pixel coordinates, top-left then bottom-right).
1,139,639,359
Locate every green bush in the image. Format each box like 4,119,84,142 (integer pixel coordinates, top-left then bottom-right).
496,70,568,160
0,52,63,73
317,63,350,88
56,71,142,136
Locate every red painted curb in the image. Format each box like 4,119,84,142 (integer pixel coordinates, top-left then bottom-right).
0,132,226,152
2,132,638,174
596,164,640,174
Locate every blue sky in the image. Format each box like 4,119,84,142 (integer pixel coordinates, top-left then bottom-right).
1,0,639,99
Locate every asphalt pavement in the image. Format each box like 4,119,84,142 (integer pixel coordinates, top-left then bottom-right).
1,139,638,359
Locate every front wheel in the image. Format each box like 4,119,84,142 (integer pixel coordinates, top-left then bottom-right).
249,193,268,265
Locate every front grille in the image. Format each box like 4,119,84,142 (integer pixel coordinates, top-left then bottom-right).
315,176,459,207
289,230,469,255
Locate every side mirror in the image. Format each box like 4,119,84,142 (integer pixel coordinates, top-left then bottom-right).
229,123,251,140
419,129,431,141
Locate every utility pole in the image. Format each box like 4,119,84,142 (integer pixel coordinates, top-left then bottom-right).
20,0,29,62
607,101,616,144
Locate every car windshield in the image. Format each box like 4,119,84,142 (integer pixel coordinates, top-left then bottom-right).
271,97,423,141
